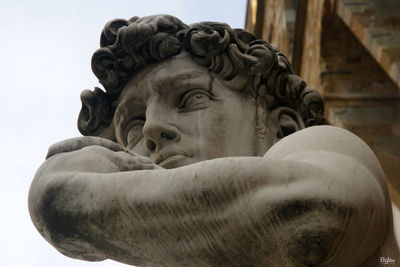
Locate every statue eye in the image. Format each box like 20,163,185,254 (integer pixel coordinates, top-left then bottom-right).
125,119,144,148
178,89,212,110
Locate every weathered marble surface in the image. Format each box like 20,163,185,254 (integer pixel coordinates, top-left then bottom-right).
29,15,399,266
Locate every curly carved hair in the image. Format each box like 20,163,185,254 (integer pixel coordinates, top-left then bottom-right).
78,14,325,137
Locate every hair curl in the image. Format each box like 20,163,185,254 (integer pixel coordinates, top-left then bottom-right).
78,14,325,137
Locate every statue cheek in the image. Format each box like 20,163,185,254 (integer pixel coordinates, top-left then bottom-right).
131,138,150,157
197,111,230,158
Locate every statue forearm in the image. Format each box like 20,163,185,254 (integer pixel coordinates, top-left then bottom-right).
29,155,293,264
29,150,388,266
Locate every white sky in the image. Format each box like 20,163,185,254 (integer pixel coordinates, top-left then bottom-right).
0,1,246,266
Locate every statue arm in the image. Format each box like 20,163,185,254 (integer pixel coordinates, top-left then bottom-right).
263,125,390,266
30,149,293,265
28,126,389,266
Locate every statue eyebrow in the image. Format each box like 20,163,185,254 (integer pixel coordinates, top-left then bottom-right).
152,70,211,95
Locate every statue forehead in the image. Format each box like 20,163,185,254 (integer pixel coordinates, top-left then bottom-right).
119,52,213,101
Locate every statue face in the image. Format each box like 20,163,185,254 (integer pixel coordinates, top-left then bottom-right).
114,52,261,168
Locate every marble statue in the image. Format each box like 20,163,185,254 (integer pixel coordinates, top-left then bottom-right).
29,15,399,266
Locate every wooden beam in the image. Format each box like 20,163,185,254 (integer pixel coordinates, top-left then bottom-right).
292,0,308,74
245,0,266,38
336,0,400,88
254,0,266,38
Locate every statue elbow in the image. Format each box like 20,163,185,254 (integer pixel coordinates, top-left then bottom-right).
28,166,106,262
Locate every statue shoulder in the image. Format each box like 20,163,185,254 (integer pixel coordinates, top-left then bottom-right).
263,126,392,265
265,125,386,185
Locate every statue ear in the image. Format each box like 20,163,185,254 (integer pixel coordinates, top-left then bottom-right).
78,88,116,141
268,107,305,141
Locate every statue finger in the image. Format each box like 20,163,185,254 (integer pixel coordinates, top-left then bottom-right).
46,136,126,159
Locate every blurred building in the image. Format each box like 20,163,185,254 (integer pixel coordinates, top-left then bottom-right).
245,0,400,214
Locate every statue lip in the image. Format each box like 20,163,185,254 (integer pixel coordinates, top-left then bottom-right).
154,150,189,167
159,155,188,168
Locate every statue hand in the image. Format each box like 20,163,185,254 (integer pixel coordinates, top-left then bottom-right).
46,136,160,171
46,136,130,159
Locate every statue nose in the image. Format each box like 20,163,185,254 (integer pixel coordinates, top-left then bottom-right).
143,120,181,153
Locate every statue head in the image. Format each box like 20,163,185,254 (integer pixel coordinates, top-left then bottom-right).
78,14,325,166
